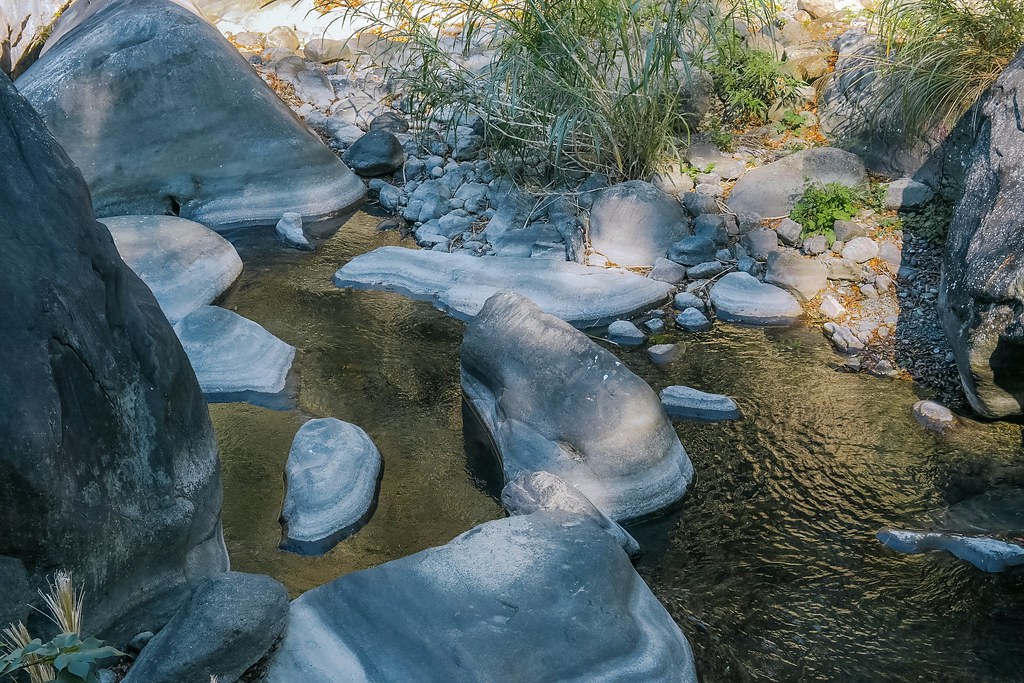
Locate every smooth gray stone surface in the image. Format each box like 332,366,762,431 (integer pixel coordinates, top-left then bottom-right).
727,148,868,217
281,418,382,556
333,247,674,328
174,305,296,397
102,215,243,323
0,71,227,643
710,272,803,325
676,308,712,332
17,0,365,230
608,319,646,346
342,129,406,177
589,180,690,267
461,292,693,522
267,511,698,682
764,249,827,302
660,385,742,422
877,530,1024,573
122,572,288,683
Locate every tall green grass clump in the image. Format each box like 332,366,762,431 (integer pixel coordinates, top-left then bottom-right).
871,0,1024,137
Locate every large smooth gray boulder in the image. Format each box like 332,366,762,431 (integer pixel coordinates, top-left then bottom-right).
102,215,243,323
710,272,803,325
940,46,1024,418
333,247,674,328
16,0,365,231
461,292,693,522
123,572,289,683
281,418,382,556
267,511,698,682
726,148,867,217
589,180,690,267
0,71,227,642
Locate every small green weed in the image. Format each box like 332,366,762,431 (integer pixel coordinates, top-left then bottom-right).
790,181,864,243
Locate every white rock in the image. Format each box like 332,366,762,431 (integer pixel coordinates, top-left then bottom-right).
276,212,313,250
912,400,957,432
818,294,847,319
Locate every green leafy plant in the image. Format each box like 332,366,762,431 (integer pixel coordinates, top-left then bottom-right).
708,122,735,152
774,108,810,134
790,180,864,243
898,199,954,243
704,32,805,124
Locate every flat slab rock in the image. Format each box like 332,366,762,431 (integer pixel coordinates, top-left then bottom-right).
174,305,295,399
877,528,1024,573
710,272,803,325
102,215,243,323
281,418,382,556
660,386,741,422
267,511,698,682
333,247,674,328
461,292,693,522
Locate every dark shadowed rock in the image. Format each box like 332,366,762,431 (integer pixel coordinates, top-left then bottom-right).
342,129,406,176
589,180,690,267
0,71,226,642
940,46,1024,418
16,0,365,230
461,292,693,522
123,572,289,683
727,148,867,217
267,512,698,682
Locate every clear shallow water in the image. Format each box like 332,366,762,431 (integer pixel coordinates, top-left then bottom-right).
213,211,1024,681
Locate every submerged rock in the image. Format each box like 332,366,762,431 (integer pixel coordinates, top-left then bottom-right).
102,215,243,323
462,292,693,522
281,419,382,555
589,180,690,267
912,400,957,433
276,212,313,250
727,148,867,217
710,272,803,325
122,572,288,683
878,529,1024,573
267,512,698,682
608,319,646,346
174,305,295,399
16,0,365,230
0,71,227,640
333,247,674,328
660,386,741,422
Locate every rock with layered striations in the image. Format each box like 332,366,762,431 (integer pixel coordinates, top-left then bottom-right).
280,419,382,556
710,272,803,325
16,0,365,230
0,71,227,642
940,46,1024,418
726,148,867,217
101,215,243,323
660,386,741,422
267,512,698,682
588,180,690,267
333,247,674,328
461,292,693,522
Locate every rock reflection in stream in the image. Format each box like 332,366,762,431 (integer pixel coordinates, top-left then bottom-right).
214,211,1024,681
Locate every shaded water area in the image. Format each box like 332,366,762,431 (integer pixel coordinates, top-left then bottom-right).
213,211,1024,681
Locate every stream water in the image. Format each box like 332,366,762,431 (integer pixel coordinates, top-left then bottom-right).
213,211,1024,681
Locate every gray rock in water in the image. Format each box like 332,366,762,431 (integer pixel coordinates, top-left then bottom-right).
647,343,680,365
884,178,934,209
0,71,227,642
912,400,957,432
668,235,717,266
608,320,646,346
461,292,693,521
267,512,698,682
275,212,313,250
343,129,406,177
764,250,827,301
660,386,741,422
823,322,865,353
676,308,713,332
501,471,640,557
941,46,1024,418
333,247,673,328
878,529,1024,573
649,257,687,284
16,0,365,230
174,306,296,399
589,181,690,267
727,148,867,217
122,572,288,683
102,215,242,324
281,418,382,555
673,291,706,312
710,272,803,325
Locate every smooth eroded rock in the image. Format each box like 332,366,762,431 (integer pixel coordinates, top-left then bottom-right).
660,386,741,422
588,180,690,267
710,272,803,325
764,249,827,301
727,148,867,217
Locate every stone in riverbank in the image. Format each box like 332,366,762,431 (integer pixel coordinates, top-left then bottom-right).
877,529,1024,573
342,129,406,176
333,247,674,328
17,0,365,230
461,292,693,522
764,249,827,301
660,386,741,422
588,180,690,267
267,512,698,682
710,272,802,325
101,215,243,323
122,572,288,683
0,71,227,641
281,419,382,555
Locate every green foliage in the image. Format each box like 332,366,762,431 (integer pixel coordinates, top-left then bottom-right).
707,122,735,152
871,0,1024,138
704,32,804,123
790,181,863,243
0,634,123,683
897,199,954,243
774,108,811,134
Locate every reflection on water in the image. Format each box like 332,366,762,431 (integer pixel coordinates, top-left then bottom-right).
213,211,1024,680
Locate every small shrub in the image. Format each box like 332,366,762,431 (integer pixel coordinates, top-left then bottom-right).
704,32,805,124
790,181,863,243
898,200,954,244
774,109,811,134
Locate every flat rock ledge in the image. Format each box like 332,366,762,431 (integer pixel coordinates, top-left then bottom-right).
281,418,382,556
333,247,674,328
710,272,803,326
267,512,698,682
877,529,1024,573
660,386,742,422
102,215,243,323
